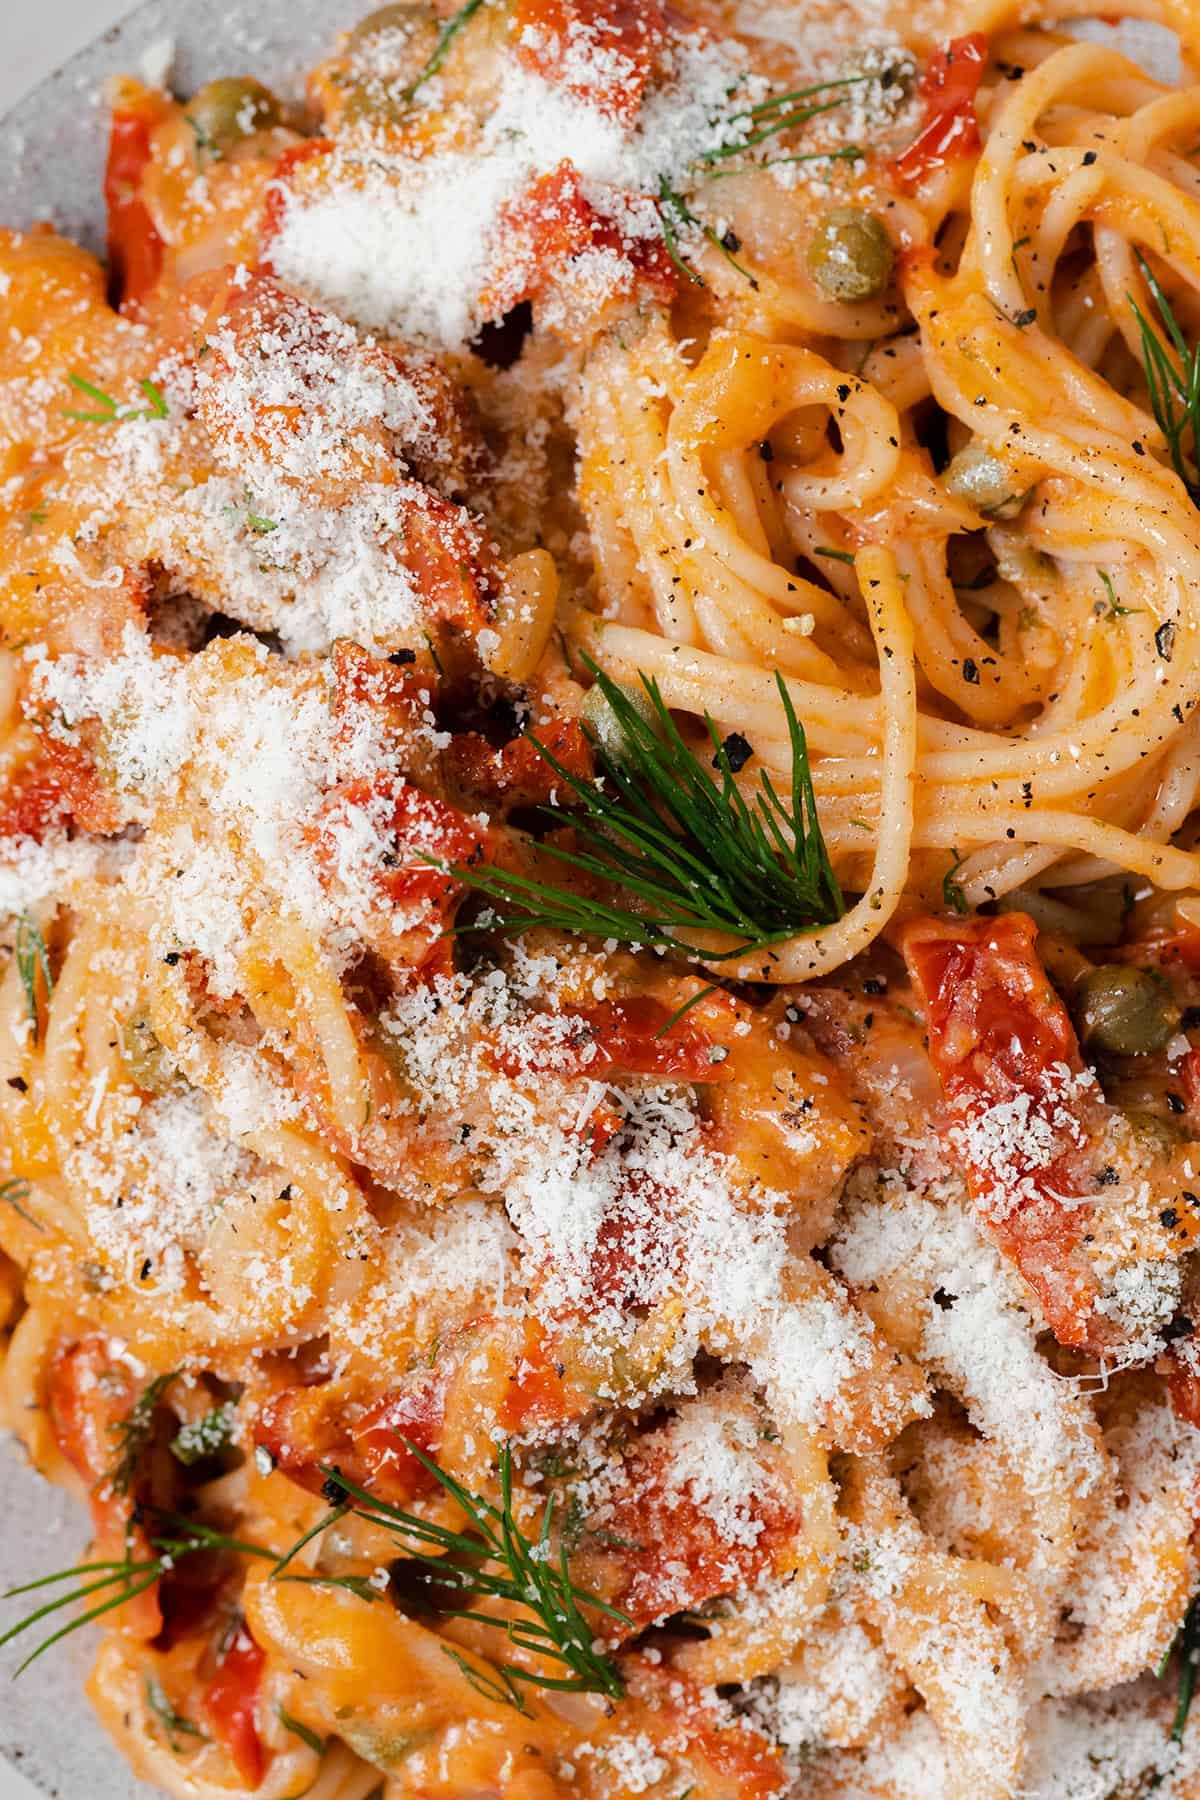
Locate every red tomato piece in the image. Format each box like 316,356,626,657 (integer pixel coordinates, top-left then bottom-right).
482,161,674,320
46,1336,164,1639
202,1623,266,1790
105,98,169,314
490,995,733,1082
902,913,1114,1350
446,716,595,808
257,139,334,274
626,1659,789,1797
891,33,987,189
500,1317,593,1434
257,1365,449,1505
598,1429,802,1626
515,0,670,123
0,739,117,843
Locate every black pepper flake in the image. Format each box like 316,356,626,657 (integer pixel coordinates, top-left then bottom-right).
962,658,980,684
138,1258,151,1281
162,951,182,966
6,1075,26,1092
1162,1208,1180,1229
721,228,741,253
1164,1314,1195,1342
1167,1091,1186,1114
758,439,774,462
1157,620,1177,661
716,732,753,774
1014,308,1036,328
321,1473,345,1504
932,1288,956,1311
862,976,888,996
1082,149,1097,165
1095,1165,1118,1186
387,647,417,665
1133,440,1146,456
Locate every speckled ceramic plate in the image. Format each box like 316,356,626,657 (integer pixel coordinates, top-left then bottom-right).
0,2,1183,1795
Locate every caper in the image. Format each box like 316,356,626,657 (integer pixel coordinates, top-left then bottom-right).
185,78,282,157
120,1018,175,1094
580,679,661,768
943,441,1028,519
1075,964,1180,1057
806,208,894,302
347,1,434,43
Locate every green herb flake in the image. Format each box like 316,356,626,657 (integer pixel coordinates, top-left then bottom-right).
146,1677,207,1752
15,914,52,1031
943,851,969,916
0,1177,41,1231
276,1705,325,1757
170,1400,237,1467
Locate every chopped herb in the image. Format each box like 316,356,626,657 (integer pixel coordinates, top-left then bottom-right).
441,657,843,962
1129,254,1200,504
0,1178,40,1231
943,851,969,915
276,1706,325,1757
63,373,168,425
170,1401,237,1467
275,1572,381,1602
146,1677,206,1752
15,913,52,1030
315,1440,631,1703
814,545,856,564
701,76,867,165
0,1517,272,1675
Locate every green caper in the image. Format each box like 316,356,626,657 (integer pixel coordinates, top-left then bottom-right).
120,1018,175,1094
1075,963,1180,1057
185,78,282,158
347,1,434,43
944,441,1028,519
580,680,661,768
806,208,894,303
1122,1106,1186,1155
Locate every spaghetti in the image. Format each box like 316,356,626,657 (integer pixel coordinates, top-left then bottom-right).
4,0,1200,1793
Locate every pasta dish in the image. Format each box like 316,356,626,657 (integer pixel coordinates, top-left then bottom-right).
7,0,1200,1791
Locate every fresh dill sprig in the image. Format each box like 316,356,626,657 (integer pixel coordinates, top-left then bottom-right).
63,373,168,425
317,1439,631,1705
1096,569,1137,620
441,657,843,963
653,985,718,1039
443,1646,534,1718
108,1370,180,1498
0,1519,272,1675
700,75,867,165
0,1178,41,1231
656,181,758,290
1129,253,1200,503
15,914,52,1030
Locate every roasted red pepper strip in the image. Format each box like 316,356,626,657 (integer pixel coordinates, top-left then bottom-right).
891,33,987,189
202,1623,266,1789
902,913,1114,1349
257,1363,450,1504
105,98,169,314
